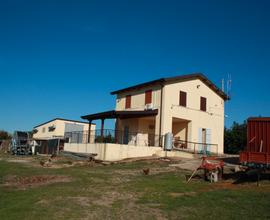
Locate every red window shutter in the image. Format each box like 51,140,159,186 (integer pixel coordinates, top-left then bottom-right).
200,97,207,111
179,91,187,107
125,95,131,109
145,90,152,104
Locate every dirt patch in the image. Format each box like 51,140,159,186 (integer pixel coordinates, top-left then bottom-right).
169,192,197,197
6,159,31,163
212,181,239,190
110,176,133,184
68,196,91,207
3,175,72,189
145,167,178,175
199,180,265,193
36,196,91,209
169,158,202,171
93,191,135,207
38,157,101,169
116,200,167,220
36,199,50,205
116,156,181,166
90,191,167,220
112,166,177,177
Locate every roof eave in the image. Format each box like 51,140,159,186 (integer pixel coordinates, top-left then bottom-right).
110,78,165,95
110,73,229,101
34,118,95,128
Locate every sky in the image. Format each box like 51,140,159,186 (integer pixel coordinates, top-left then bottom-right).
0,0,270,132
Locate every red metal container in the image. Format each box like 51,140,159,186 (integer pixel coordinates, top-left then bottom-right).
247,117,270,153
240,117,270,167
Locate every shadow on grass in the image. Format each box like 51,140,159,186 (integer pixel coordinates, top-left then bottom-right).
223,170,270,184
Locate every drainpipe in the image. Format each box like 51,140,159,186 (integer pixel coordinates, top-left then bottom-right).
159,82,164,147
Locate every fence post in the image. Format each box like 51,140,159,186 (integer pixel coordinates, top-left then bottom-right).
101,119,104,136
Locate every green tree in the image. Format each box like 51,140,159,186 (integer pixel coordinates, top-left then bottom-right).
0,130,11,140
224,121,247,154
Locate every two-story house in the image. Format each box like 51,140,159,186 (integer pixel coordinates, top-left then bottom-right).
80,73,228,155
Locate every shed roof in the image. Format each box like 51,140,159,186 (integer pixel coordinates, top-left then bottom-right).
34,118,95,128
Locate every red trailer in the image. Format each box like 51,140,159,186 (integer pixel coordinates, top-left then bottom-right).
240,117,270,168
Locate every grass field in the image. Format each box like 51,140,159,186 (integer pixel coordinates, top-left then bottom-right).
0,153,270,220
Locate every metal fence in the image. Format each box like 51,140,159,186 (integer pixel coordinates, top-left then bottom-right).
64,129,164,147
64,130,218,154
173,138,219,155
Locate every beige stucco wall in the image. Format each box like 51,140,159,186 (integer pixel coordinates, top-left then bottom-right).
161,79,225,154
115,84,162,143
64,142,194,161
33,119,95,140
115,84,162,111
117,118,155,133
117,118,139,133
113,78,225,154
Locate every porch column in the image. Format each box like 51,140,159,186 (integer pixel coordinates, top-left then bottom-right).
101,119,105,139
88,120,92,143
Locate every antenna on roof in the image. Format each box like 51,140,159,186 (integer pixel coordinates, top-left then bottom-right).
224,74,232,121
221,78,225,92
226,74,232,99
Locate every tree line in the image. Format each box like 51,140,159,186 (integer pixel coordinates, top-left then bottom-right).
224,121,247,154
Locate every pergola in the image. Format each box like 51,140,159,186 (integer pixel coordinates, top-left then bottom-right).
81,109,158,143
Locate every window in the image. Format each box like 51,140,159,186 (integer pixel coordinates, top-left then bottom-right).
42,127,45,133
125,95,131,109
145,90,152,105
179,91,187,107
200,97,207,111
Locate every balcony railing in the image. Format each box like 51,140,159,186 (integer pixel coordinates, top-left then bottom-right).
64,129,163,147
173,138,219,155
64,130,218,154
